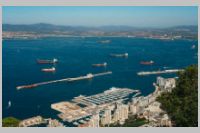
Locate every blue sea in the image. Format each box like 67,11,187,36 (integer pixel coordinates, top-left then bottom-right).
2,37,198,120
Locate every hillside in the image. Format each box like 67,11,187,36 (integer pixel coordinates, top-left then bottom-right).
157,65,198,127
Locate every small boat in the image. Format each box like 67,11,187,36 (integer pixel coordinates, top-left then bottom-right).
110,53,128,58
92,62,107,67
163,66,170,69
140,60,154,65
37,58,58,64
8,101,11,108
191,45,196,49
41,67,56,72
99,40,111,44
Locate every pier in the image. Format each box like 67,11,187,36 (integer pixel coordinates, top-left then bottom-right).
16,71,112,90
137,69,184,76
19,116,44,127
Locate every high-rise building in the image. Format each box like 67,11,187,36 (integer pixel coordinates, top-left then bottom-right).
129,103,137,115
113,103,129,123
157,76,165,88
157,76,176,91
88,113,100,127
47,119,64,127
100,108,112,126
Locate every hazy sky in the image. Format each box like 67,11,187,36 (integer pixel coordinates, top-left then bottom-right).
3,6,198,28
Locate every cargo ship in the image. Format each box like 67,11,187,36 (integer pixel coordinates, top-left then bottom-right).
37,58,58,64
110,53,128,58
41,67,56,72
92,62,107,67
140,60,154,65
17,84,38,90
99,40,111,44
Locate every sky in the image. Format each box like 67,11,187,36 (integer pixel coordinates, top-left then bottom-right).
3,6,198,28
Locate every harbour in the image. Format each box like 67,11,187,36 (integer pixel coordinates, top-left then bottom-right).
51,87,140,123
3,37,197,122
2,6,198,127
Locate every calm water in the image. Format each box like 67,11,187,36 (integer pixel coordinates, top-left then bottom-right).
2,37,198,120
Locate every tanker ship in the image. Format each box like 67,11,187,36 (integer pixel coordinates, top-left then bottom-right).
92,62,107,67
41,67,56,72
110,53,128,58
37,58,58,64
140,60,154,65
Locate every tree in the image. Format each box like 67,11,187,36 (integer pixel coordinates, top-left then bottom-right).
2,117,20,127
157,65,198,127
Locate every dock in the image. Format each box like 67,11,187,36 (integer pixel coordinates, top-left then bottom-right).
19,116,45,127
137,69,184,76
16,71,112,90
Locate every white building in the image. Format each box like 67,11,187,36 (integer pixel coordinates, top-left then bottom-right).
129,103,137,115
156,77,176,92
164,78,176,92
88,113,100,127
157,77,166,88
47,119,64,127
100,108,112,126
159,114,172,127
113,103,129,123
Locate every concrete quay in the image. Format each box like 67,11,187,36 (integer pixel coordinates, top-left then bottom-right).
19,116,44,127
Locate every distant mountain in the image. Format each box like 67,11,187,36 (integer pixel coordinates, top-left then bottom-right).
3,23,197,33
2,23,141,33
166,25,198,32
3,23,93,33
2,23,197,40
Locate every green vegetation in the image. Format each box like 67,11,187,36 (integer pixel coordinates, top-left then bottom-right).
2,117,20,127
157,65,198,127
108,115,147,127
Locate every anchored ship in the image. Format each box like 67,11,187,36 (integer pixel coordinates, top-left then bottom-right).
140,60,154,65
41,67,56,72
99,40,111,44
37,58,58,64
92,62,107,67
110,53,128,58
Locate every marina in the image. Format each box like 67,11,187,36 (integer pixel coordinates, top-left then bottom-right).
51,87,140,122
72,87,139,106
